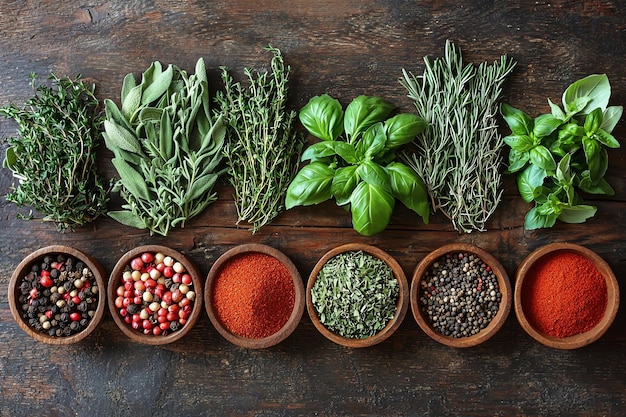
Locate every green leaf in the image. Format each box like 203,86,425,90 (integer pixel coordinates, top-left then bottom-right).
356,160,391,191
589,147,608,183
301,141,337,162
331,165,360,206
504,135,534,152
383,113,427,150
386,162,429,223
334,142,360,164
138,107,164,124
532,114,562,138
159,110,173,160
350,182,395,236
583,136,601,164
357,123,386,159
121,85,142,120
111,157,152,201
103,120,143,154
557,123,584,144
285,162,335,208
529,145,556,171
501,103,533,135
299,94,344,141
121,73,137,105
141,64,174,105
578,177,615,195
562,74,610,115
186,173,218,202
506,149,529,173
547,99,567,121
565,96,592,116
600,105,623,133
524,207,556,230
108,210,147,230
593,129,620,149
517,164,547,203
558,204,597,224
584,108,603,133
344,95,395,141
3,146,17,170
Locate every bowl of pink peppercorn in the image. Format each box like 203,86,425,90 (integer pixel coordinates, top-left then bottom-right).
108,245,203,345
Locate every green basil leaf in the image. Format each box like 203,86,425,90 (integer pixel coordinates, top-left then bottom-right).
582,136,600,165
600,105,623,133
555,153,572,183
524,207,556,230
285,162,335,208
562,74,610,115
383,113,427,150
584,108,603,133
578,177,615,195
331,165,360,206
547,98,567,121
529,145,556,171
501,103,533,135
299,94,344,141
104,120,143,154
358,123,386,158
386,162,429,223
565,96,592,116
589,147,608,183
593,129,620,149
506,149,529,173
350,182,395,236
532,114,562,138
112,157,152,201
344,95,395,140
108,210,147,230
356,160,391,191
301,141,337,162
504,135,534,152
517,164,547,203
558,204,597,224
557,123,584,144
334,142,360,164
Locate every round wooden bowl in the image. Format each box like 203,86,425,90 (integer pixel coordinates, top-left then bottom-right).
108,245,203,345
205,243,305,349
8,245,106,345
307,243,409,348
410,243,512,348
514,242,619,350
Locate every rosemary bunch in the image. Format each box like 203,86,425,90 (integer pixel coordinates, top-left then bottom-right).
400,40,516,233
103,59,226,236
215,46,304,233
1,73,109,231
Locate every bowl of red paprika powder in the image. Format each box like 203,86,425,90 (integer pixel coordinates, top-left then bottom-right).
108,245,203,345
514,242,619,350
307,243,409,348
410,243,512,348
205,243,305,349
8,245,107,345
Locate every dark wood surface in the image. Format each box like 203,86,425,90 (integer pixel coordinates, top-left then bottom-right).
1,1,625,416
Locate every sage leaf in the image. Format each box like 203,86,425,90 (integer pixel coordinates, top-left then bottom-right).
159,110,174,160
350,181,395,236
185,173,218,202
141,64,173,105
103,120,143,154
105,99,133,132
108,210,147,230
138,107,164,123
121,85,142,120
121,73,137,104
112,157,152,201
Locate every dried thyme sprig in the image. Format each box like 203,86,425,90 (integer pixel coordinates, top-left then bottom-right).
1,73,109,231
400,40,516,233
215,46,305,233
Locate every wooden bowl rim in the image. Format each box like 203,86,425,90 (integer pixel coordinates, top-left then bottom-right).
8,245,107,345
204,243,305,349
107,244,203,345
306,243,409,348
514,242,620,350
410,243,512,348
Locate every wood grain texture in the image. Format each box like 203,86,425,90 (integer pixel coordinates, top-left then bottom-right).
1,0,626,416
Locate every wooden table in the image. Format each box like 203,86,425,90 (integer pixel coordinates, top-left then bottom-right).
1,1,625,416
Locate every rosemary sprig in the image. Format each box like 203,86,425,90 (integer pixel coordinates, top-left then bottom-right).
400,40,516,233
215,46,305,233
1,73,109,231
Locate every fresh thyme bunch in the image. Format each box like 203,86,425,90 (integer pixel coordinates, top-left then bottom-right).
1,73,109,231
400,40,516,233
103,59,226,236
215,46,305,233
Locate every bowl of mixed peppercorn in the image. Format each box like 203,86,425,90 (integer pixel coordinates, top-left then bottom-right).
108,245,203,345
8,245,106,345
410,243,512,348
306,243,409,348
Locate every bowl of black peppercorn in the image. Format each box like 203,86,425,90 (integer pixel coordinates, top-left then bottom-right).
8,245,106,345
410,243,512,348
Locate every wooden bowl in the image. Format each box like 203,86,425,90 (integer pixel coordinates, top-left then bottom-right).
8,245,106,345
410,243,512,348
514,242,619,349
205,243,305,349
307,243,409,348
108,245,203,345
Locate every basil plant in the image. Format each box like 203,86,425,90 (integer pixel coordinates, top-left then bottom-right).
286,94,429,236
501,74,622,230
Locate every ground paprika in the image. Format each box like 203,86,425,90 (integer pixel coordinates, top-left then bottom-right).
212,252,295,339
521,250,607,338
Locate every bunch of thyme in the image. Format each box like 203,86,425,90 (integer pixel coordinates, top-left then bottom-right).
215,46,304,233
400,40,516,233
1,73,109,231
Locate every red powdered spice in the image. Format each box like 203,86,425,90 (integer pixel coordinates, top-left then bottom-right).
212,252,295,339
521,250,607,338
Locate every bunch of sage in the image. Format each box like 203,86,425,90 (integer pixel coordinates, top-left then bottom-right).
501,74,622,229
400,40,516,233
311,250,399,339
103,59,226,236
1,73,109,231
215,46,304,233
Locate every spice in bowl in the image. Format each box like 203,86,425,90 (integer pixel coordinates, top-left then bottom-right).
110,247,200,342
418,252,502,338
